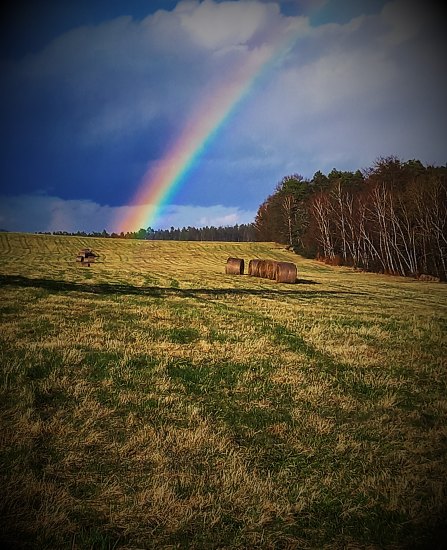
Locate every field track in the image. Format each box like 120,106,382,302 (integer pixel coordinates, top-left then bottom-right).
1,232,446,549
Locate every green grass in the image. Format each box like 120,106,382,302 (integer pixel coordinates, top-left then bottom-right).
0,232,446,549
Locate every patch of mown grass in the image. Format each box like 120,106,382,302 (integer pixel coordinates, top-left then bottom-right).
0,233,446,549
166,357,341,476
72,526,123,550
164,327,200,344
170,278,180,288
84,350,123,382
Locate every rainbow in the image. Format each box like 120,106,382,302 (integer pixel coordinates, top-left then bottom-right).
115,25,300,233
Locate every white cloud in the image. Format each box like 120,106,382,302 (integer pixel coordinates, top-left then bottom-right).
220,0,446,173
15,0,442,152
15,12,208,144
177,0,277,50
157,203,256,228
0,194,255,233
11,0,301,146
0,194,117,233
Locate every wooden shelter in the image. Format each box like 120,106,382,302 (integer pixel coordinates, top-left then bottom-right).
76,248,98,267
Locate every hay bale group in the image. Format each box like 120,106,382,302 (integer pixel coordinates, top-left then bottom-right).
226,257,297,284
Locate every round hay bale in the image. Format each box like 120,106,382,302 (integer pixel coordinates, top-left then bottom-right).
256,259,266,278
248,259,263,277
265,260,279,280
225,257,245,275
275,262,297,284
258,259,278,279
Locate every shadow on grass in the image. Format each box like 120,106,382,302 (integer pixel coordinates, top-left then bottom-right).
0,274,366,300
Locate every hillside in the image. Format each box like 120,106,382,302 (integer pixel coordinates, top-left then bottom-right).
1,233,446,549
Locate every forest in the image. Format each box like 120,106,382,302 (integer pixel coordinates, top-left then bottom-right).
254,157,447,281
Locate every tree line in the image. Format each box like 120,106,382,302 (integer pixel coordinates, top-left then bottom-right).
41,223,256,242
254,157,447,280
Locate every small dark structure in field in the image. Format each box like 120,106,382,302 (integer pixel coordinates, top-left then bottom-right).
76,248,98,267
275,262,297,283
225,257,245,275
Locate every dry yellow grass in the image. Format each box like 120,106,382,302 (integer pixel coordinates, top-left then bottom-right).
0,232,446,549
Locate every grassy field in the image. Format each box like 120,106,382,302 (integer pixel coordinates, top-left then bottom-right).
0,232,446,549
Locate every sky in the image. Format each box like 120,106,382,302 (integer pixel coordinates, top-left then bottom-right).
0,0,445,233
